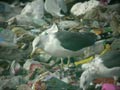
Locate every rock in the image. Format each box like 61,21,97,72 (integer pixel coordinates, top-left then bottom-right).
12,27,35,43
46,77,78,90
83,4,120,21
71,0,99,16
0,1,20,21
0,29,31,60
0,21,8,28
14,14,47,27
38,53,52,63
23,59,40,71
0,76,25,90
32,80,47,90
64,0,75,4
0,29,15,43
10,60,21,75
0,67,4,75
30,29,41,35
23,59,47,73
11,27,35,49
0,46,26,61
17,84,32,90
111,38,120,50
12,0,46,27
58,20,79,29
15,15,36,26
0,2,12,14
109,12,120,37
91,20,100,28
21,0,44,20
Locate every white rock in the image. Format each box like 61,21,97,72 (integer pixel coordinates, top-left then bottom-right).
71,0,99,16
58,20,79,29
21,0,44,19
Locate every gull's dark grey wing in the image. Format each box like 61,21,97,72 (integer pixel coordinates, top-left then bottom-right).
55,30,97,51
101,50,120,68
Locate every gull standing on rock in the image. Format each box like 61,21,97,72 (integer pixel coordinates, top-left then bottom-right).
31,23,97,69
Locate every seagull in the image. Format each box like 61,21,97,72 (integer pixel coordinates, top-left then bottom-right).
80,50,120,90
31,23,97,69
44,0,67,17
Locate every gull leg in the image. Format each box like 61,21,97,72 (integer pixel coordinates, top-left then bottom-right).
60,58,64,70
113,76,118,85
67,57,75,68
60,58,64,79
67,57,70,68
